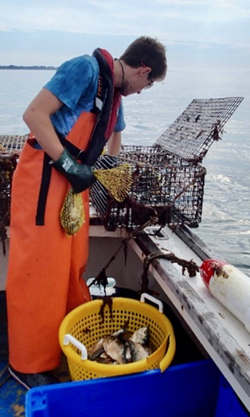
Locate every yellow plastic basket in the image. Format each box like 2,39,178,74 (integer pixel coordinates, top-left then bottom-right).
59,293,176,380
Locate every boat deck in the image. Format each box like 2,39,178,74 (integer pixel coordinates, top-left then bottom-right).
0,362,26,417
1,216,250,414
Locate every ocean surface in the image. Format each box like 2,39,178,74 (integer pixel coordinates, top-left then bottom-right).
0,68,249,276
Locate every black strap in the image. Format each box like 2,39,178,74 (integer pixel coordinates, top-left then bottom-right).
35,153,52,225
83,48,114,165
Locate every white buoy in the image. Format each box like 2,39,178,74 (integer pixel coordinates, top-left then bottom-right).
200,259,250,332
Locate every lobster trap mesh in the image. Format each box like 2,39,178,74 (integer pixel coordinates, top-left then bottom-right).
0,155,18,227
154,97,244,162
0,134,28,154
0,135,28,227
91,97,243,230
90,149,206,229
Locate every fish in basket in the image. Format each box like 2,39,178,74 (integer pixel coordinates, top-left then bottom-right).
59,293,176,380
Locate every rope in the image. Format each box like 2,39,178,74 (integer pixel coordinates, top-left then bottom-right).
88,216,159,291
141,251,199,293
0,362,10,387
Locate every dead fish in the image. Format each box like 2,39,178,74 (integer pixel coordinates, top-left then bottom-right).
94,352,116,364
127,340,151,362
112,328,127,338
88,325,152,364
103,335,127,364
88,338,104,360
129,326,149,345
88,324,128,361
124,342,132,363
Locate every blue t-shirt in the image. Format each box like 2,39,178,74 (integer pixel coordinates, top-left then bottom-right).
44,55,126,137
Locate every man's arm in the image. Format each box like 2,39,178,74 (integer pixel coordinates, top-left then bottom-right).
23,88,64,161
107,131,122,155
23,87,96,193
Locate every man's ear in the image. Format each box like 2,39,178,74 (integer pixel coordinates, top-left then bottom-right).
142,66,151,76
138,66,151,77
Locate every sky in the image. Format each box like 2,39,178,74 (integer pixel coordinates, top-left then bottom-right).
0,0,249,72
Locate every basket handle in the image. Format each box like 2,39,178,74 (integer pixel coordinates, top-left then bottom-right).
140,293,163,313
63,334,88,360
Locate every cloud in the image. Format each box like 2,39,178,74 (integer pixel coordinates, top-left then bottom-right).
1,0,249,33
0,0,249,69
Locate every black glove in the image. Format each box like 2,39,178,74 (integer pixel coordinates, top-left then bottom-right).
53,148,96,193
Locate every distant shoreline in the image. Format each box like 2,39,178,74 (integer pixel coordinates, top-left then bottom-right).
0,65,57,70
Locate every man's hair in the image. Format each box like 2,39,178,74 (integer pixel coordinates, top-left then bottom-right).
120,36,167,81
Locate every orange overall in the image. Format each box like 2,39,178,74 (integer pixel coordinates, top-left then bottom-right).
7,47,121,374
6,112,99,373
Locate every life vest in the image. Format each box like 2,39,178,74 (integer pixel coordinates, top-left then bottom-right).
57,48,121,165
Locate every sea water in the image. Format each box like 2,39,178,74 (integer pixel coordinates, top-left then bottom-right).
0,68,249,275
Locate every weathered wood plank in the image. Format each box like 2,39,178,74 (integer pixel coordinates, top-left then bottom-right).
133,228,250,411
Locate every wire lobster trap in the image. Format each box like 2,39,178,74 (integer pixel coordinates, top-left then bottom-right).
154,97,244,161
0,135,28,228
90,149,206,229
0,155,18,227
91,97,243,230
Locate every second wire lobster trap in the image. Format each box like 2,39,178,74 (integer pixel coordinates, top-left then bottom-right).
90,146,206,230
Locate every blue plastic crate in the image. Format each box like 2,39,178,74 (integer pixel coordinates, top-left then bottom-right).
215,375,249,417
26,359,222,417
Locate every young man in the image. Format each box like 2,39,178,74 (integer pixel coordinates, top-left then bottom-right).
6,36,167,389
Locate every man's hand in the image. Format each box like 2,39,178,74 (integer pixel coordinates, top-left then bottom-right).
53,148,96,193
